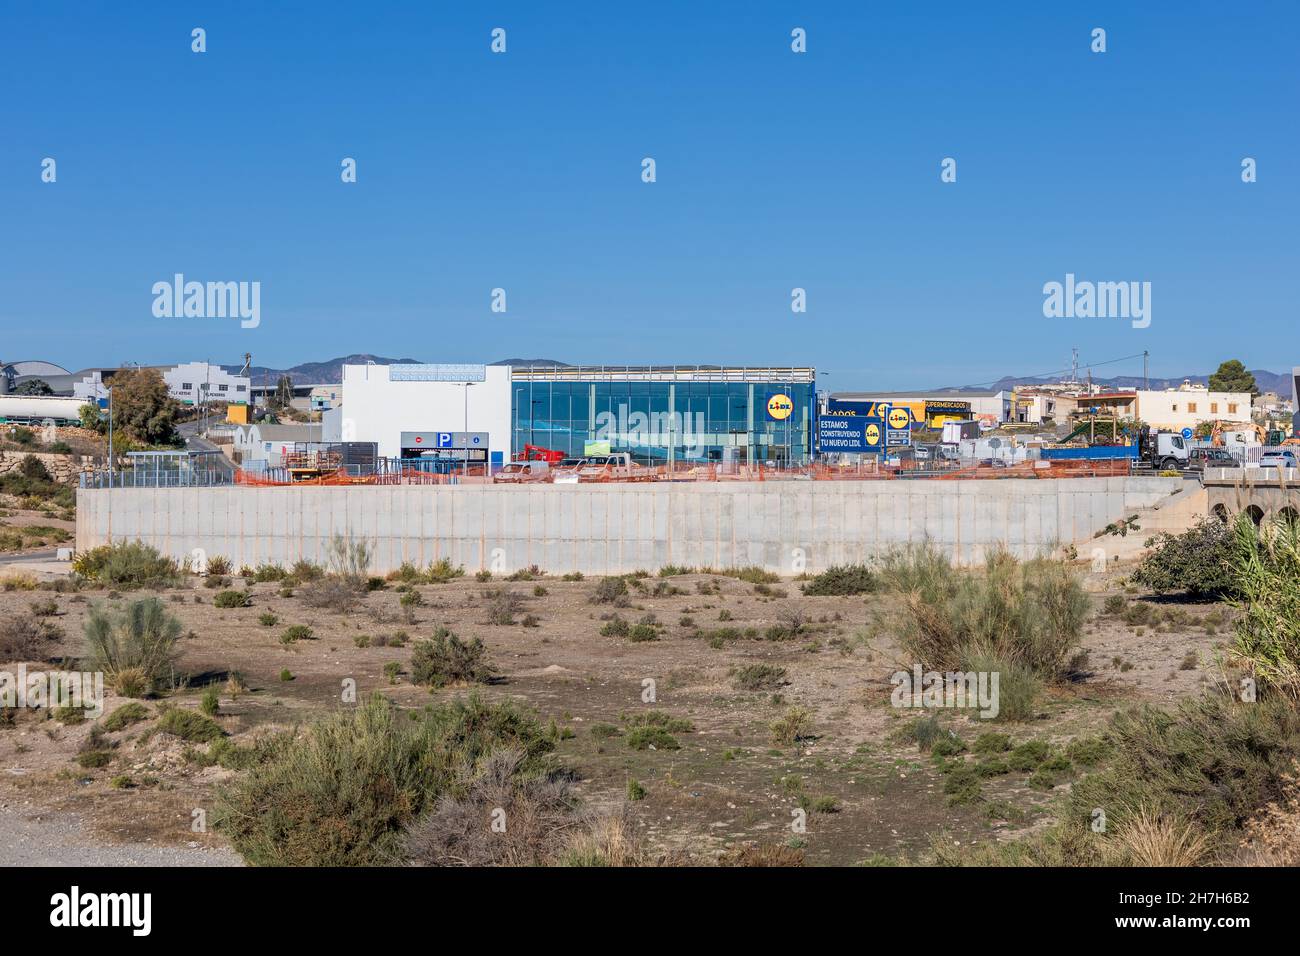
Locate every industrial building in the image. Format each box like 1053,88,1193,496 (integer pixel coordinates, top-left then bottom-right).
72,362,250,407
341,363,513,465
511,364,816,465
339,362,816,467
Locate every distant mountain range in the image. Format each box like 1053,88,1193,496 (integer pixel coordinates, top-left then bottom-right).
221,356,1290,397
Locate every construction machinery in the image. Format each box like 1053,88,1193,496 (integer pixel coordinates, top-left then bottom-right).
515,444,565,464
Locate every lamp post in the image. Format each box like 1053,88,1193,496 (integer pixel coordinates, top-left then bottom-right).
462,382,476,476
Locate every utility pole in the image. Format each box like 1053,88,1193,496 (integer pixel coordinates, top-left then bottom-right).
462,382,475,477
1071,347,1079,385
1143,350,1149,391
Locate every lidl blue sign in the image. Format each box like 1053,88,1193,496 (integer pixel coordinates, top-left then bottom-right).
819,416,884,453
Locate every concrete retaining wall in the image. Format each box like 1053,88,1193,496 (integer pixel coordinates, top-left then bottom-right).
75,477,1183,575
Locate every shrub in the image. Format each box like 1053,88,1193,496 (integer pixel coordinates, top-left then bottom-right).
301,575,366,613
769,705,812,745
626,726,681,750
258,612,279,627
206,556,232,576
82,598,181,696
410,628,496,688
718,843,806,867
279,624,314,644
425,558,465,584
733,664,788,691
626,779,647,801
29,598,58,618
72,541,181,590
101,702,150,732
972,732,1012,755
402,748,581,866
1067,691,1300,839
157,708,225,743
484,589,523,625
589,577,628,604
627,623,659,642
213,590,252,609
801,565,876,596
729,566,779,584
899,550,1087,681
0,615,57,661
1228,517,1300,700
877,541,953,599
214,693,554,866
279,669,294,682
1132,518,1237,598
200,689,220,716
963,649,1042,722
248,563,288,583
600,615,629,638
1109,806,1211,866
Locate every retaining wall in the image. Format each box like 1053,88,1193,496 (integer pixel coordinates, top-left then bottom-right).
75,477,1183,575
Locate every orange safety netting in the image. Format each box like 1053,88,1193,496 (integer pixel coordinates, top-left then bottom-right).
231,457,1133,487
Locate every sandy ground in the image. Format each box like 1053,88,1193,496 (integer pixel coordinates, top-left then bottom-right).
0,562,1230,866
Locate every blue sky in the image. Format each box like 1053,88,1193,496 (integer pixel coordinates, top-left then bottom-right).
2,1,1295,389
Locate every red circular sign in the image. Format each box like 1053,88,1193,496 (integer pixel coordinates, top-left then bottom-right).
414,436,423,444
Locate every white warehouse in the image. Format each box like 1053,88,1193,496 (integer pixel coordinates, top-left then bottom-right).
341,363,512,465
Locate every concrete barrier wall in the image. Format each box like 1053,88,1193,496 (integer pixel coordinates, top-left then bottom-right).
75,477,1183,575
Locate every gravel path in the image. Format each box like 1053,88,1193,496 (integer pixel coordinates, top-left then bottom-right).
0,805,243,867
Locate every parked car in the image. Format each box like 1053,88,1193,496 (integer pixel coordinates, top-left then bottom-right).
1258,449,1299,470
1187,447,1237,471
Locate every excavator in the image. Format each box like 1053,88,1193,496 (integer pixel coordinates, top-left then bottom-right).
1207,420,1266,447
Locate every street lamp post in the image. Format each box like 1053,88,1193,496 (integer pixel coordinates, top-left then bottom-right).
463,382,476,476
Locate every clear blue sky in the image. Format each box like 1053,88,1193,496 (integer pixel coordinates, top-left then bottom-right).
2,1,1295,389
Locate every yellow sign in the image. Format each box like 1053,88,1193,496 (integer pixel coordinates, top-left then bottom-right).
865,423,882,446
887,406,910,430
767,393,793,421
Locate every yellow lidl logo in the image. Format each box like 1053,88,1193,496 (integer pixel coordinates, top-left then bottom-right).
887,407,910,430
865,423,882,445
767,394,793,420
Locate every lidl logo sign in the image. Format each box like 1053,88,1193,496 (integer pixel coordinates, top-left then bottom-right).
887,406,911,430
767,393,794,421
865,423,881,446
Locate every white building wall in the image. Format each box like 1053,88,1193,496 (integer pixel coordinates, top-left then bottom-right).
341,364,513,460
164,362,250,406
1136,389,1252,430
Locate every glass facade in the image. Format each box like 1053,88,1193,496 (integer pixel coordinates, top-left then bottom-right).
510,371,815,465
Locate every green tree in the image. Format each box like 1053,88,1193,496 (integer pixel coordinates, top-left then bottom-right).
108,367,182,445
15,379,53,396
79,403,105,433
1208,359,1258,396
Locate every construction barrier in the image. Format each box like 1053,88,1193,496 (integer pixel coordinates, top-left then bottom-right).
214,456,1133,487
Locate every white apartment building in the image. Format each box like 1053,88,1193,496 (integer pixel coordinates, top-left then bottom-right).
1135,381,1252,431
